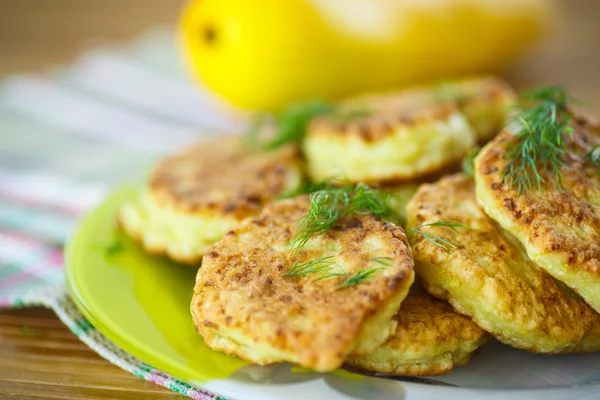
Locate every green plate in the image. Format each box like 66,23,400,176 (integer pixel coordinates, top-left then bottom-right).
65,186,249,383
65,187,600,400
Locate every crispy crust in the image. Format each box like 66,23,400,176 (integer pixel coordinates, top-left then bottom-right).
309,102,458,142
313,76,514,143
475,115,600,312
407,174,600,353
192,196,415,371
118,136,302,264
150,136,301,218
304,102,475,184
346,286,489,376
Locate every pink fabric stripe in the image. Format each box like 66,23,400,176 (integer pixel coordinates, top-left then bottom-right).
0,229,62,249
0,270,41,291
0,192,83,216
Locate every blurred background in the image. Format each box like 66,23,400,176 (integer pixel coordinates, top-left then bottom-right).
1,0,599,114
0,1,599,398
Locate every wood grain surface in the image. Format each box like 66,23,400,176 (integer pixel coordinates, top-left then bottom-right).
0,0,599,399
0,308,188,399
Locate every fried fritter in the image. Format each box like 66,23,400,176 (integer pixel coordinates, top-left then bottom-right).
425,76,515,142
407,174,600,353
475,116,600,313
192,196,415,371
304,102,475,184
118,136,302,264
346,285,488,376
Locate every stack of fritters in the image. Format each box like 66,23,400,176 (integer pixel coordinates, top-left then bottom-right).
192,197,415,371
407,175,600,354
475,116,600,314
120,76,600,377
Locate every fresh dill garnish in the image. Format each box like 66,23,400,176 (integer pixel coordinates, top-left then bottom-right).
462,147,480,178
246,101,372,150
255,100,334,150
335,268,382,290
283,254,392,290
367,256,393,267
411,221,471,251
282,255,336,277
318,266,383,291
502,86,575,195
587,145,600,173
290,183,397,251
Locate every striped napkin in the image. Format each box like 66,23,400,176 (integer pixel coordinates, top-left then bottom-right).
0,28,247,399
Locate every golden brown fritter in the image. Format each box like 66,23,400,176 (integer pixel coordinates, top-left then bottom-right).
475,116,600,313
406,174,600,353
304,101,475,184
334,76,514,142
118,136,302,264
150,136,301,217
346,285,489,376
192,196,415,372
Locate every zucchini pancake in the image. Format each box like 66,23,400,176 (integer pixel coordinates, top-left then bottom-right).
118,136,302,264
407,175,600,354
346,284,489,376
302,77,514,184
475,115,600,313
304,101,475,184
191,195,415,371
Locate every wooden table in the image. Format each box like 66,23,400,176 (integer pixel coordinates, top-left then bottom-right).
1,0,599,399
0,308,186,400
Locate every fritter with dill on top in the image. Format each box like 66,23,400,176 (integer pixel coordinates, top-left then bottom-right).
475,95,600,314
407,174,600,354
118,136,302,264
192,194,414,372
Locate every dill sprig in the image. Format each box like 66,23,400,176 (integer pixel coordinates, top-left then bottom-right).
502,86,575,195
462,147,480,178
314,257,391,290
333,268,382,290
282,255,336,277
284,255,391,290
247,100,334,150
246,101,372,150
367,256,393,267
412,221,471,251
290,183,397,251
587,145,600,174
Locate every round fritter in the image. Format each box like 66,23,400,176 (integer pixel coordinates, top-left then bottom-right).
335,76,514,142
406,174,600,353
192,196,415,372
118,136,302,264
475,116,600,313
304,102,475,184
346,285,488,376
